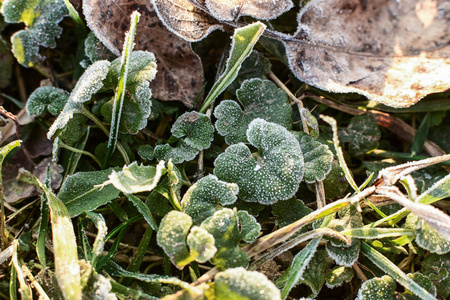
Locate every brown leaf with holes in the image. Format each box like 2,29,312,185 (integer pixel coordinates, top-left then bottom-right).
150,0,293,41
284,0,450,108
82,0,205,107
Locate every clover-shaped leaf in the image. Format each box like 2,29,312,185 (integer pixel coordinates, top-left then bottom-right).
156,210,193,269
214,119,304,205
326,205,363,267
101,51,157,134
357,275,396,300
422,253,450,299
48,60,111,139
214,79,291,145
325,266,354,289
214,267,281,300
293,131,333,183
181,175,239,225
200,208,259,270
339,115,381,156
1,0,68,66
26,86,69,116
171,111,214,150
406,214,450,255
137,145,154,161
104,161,166,194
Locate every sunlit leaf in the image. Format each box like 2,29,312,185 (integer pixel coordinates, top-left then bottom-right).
357,275,396,300
406,214,450,255
214,119,304,205
325,266,354,289
214,78,291,144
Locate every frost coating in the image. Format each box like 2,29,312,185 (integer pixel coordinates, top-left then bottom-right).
48,60,111,139
200,208,259,269
293,132,333,183
214,267,281,300
105,161,166,194
406,214,450,254
214,78,291,144
339,115,381,156
357,275,396,300
154,141,198,164
171,111,214,150
214,119,303,204
181,175,239,225
325,266,354,289
157,211,193,269
26,86,69,116
1,0,68,66
101,51,157,134
187,226,217,263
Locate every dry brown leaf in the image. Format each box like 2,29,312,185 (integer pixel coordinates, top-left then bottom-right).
150,0,293,41
284,0,450,108
82,0,205,107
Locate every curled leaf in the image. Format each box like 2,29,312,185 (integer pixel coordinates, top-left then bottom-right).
214,119,304,205
187,226,217,263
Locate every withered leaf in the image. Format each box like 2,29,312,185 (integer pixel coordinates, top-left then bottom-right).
82,0,205,107
284,0,450,108
150,0,293,41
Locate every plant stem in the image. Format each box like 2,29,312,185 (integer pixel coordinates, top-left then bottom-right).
58,140,102,168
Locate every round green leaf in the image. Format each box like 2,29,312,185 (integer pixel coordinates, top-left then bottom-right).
171,111,214,150
214,119,304,205
214,267,281,300
357,275,396,300
27,86,69,116
187,226,217,263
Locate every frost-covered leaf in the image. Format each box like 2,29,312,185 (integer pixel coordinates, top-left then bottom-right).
83,32,115,66
104,161,166,194
26,86,69,116
325,266,354,289
214,267,281,300
200,208,252,270
236,210,260,243
228,51,271,94
58,168,121,217
101,51,157,134
156,211,193,269
214,78,291,144
171,111,214,150
326,206,363,267
214,119,304,205
48,60,111,139
83,0,205,107
297,249,333,296
416,172,450,205
406,214,450,255
300,108,319,138
293,131,333,183
137,145,154,161
272,198,312,228
401,273,436,300
1,0,68,66
322,160,349,199
0,36,13,88
422,253,450,299
181,174,239,225
154,141,199,165
357,275,396,300
187,226,216,263
339,115,381,156
284,0,450,108
126,194,158,231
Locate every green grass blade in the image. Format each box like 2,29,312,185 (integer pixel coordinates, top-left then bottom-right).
18,170,81,300
103,11,140,168
361,241,436,300
343,228,415,239
199,22,266,113
126,194,158,231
